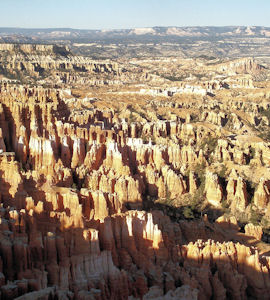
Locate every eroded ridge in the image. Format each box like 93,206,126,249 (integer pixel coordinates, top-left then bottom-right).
0,42,270,299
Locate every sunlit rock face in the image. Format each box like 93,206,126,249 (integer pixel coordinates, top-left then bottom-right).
0,203,270,299
0,45,269,299
204,171,223,207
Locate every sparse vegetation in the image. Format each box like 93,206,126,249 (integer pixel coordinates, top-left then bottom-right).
71,182,78,190
249,146,256,159
2,25,270,300
183,206,195,219
216,164,227,179
250,208,262,226
260,108,270,123
128,111,136,123
199,135,218,154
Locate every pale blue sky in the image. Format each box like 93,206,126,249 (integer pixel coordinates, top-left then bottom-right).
1,0,270,29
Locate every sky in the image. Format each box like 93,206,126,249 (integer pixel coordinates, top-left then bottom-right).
1,0,270,29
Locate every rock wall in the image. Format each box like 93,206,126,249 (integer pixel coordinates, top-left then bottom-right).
0,84,269,299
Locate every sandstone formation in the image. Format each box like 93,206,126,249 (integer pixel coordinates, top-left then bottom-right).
215,57,264,75
245,223,263,240
0,42,269,299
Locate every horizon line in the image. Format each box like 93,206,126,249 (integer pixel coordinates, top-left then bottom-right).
0,25,270,31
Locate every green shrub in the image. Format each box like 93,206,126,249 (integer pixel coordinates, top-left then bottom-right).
217,164,227,178
183,206,195,219
261,108,270,123
71,183,77,190
200,136,218,154
250,147,256,159
128,112,136,123
250,208,262,225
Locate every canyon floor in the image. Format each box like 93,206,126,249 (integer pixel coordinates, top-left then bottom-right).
0,34,270,299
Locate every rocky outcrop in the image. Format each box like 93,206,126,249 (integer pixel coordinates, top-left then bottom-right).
0,61,269,300
244,223,263,240
215,215,239,231
0,203,269,299
142,285,198,300
254,179,270,210
229,177,248,213
215,57,264,75
0,43,69,54
204,171,223,207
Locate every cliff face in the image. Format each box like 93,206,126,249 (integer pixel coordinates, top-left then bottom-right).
0,204,269,299
0,44,160,88
0,43,70,54
0,82,269,299
0,83,270,216
215,57,264,75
